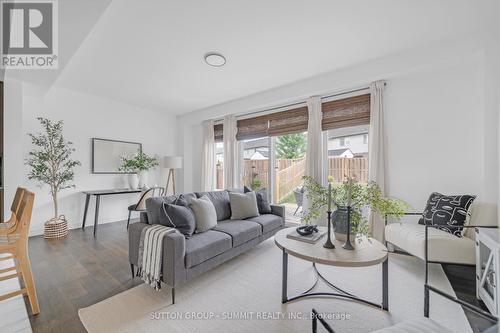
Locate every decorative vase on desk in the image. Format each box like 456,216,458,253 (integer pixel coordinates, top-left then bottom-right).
129,173,139,189
138,170,148,188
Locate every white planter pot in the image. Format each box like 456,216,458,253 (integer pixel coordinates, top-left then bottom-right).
128,173,139,189
139,171,148,189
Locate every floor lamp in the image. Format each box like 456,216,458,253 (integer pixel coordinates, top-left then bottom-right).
163,156,183,195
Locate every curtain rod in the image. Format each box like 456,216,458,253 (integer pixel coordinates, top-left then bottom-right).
214,82,385,123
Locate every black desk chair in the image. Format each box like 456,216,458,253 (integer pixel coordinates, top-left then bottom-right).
127,187,164,229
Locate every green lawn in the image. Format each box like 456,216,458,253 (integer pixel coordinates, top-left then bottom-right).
279,192,296,204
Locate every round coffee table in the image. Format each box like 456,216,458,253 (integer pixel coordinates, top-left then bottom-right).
274,227,389,310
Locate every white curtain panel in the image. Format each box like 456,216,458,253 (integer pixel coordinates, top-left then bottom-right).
201,120,215,191
223,115,240,189
368,80,388,241
304,96,324,225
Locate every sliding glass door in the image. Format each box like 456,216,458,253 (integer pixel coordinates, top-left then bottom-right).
241,137,271,191
325,125,369,185
272,131,306,209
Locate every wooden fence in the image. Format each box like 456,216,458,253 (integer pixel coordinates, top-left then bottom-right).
215,156,368,201
275,158,306,202
328,157,368,184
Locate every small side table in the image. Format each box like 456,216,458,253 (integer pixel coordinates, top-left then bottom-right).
476,228,500,316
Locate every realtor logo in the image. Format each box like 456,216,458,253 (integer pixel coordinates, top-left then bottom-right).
1,0,58,69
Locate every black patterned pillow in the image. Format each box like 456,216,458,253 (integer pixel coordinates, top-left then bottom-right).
418,192,476,237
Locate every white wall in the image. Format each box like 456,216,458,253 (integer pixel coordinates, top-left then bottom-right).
178,38,497,219
385,58,486,210
4,81,177,235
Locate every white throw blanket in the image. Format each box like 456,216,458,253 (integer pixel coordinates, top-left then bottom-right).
137,225,175,290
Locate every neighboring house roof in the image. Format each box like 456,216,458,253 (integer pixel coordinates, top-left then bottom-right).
328,148,354,157
250,151,269,160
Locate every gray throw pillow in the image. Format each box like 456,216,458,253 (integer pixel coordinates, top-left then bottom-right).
195,190,231,221
244,187,272,214
229,191,260,220
160,203,196,238
189,195,218,232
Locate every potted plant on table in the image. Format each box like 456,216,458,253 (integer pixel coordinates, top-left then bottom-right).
302,175,409,246
27,117,81,239
119,152,159,189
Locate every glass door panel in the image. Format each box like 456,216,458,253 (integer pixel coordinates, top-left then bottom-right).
272,132,307,222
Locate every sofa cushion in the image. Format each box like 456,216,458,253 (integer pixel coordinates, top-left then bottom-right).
213,220,262,247
385,222,475,265
229,191,260,220
244,187,272,214
189,196,218,233
177,192,197,206
184,230,232,268
418,192,476,237
160,203,196,238
145,195,178,224
246,214,282,234
196,191,231,221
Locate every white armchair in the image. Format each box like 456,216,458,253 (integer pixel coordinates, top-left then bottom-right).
385,202,498,265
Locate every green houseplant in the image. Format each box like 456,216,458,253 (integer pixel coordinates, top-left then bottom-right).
119,151,159,189
27,117,81,239
302,175,409,242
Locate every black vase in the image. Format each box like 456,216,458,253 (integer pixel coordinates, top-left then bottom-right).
332,207,356,244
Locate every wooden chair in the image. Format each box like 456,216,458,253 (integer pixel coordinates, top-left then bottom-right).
0,188,40,315
127,186,165,229
0,187,25,232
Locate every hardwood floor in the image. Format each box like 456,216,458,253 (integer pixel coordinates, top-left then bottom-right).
442,264,496,333
21,220,493,333
26,220,141,333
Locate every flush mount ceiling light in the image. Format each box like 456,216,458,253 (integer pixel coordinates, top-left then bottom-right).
204,53,226,67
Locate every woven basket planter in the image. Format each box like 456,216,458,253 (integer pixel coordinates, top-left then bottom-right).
44,215,69,239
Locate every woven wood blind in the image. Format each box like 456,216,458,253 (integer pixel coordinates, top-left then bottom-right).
267,106,308,136
214,123,223,142
236,106,308,140
322,94,370,131
236,114,269,140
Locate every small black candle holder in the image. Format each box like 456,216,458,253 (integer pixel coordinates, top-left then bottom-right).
342,205,355,250
323,210,335,249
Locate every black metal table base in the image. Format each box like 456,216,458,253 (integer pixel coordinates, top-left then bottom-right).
281,250,389,311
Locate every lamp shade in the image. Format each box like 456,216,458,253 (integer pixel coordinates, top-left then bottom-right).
162,156,183,169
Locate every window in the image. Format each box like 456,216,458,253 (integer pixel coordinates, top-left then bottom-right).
363,134,368,144
339,137,350,147
273,132,307,208
242,137,270,191
233,107,308,224
327,125,369,184
214,122,224,190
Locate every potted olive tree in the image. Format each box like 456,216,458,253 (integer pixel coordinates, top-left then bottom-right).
302,175,409,245
27,117,80,239
119,152,158,189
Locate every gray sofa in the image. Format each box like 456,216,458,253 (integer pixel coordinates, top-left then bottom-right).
128,190,285,303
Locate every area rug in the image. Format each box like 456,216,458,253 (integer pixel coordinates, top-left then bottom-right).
79,238,472,333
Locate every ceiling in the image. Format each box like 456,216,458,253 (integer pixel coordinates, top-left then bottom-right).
6,0,492,115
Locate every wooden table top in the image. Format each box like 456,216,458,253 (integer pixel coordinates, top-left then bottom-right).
274,227,388,267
